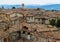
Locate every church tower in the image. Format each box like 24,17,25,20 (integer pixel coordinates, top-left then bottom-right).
21,3,24,8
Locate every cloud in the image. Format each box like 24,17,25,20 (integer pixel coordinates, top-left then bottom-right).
0,0,60,5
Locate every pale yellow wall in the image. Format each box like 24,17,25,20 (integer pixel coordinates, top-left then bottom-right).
26,16,34,22
0,14,9,21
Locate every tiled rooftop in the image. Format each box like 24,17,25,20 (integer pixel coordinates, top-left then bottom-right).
0,8,60,42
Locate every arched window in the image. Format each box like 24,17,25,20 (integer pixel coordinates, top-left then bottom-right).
23,26,28,29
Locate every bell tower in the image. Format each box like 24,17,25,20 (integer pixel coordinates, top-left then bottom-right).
21,3,24,8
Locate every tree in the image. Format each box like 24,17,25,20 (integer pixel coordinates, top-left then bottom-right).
12,7,16,9
50,17,60,28
50,19,56,26
56,19,60,27
37,8,40,10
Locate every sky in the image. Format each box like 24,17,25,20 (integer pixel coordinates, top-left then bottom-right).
0,0,60,5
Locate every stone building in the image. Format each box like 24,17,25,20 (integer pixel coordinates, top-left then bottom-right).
0,8,60,42
26,14,34,23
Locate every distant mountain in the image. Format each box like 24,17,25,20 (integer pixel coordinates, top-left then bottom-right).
25,4,60,10
0,4,60,10
0,5,21,9
41,4,60,10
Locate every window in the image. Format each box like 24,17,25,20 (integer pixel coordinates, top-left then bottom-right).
34,29,36,32
23,26,28,29
31,16,33,20
4,29,7,31
29,17,31,19
38,19,40,21
28,32,30,35
23,31,25,34
4,38,7,42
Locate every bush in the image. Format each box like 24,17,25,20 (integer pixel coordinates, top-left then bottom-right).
50,19,56,26
50,18,60,28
